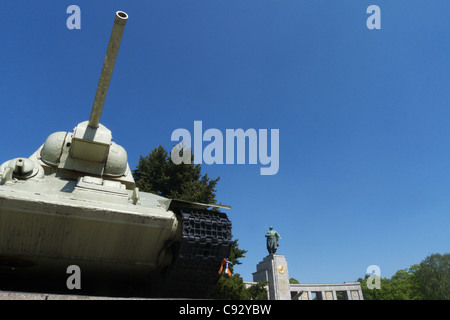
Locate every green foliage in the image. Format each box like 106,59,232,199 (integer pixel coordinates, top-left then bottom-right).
358,265,423,300
415,253,450,300
358,253,450,300
210,239,249,299
228,239,248,272
289,278,300,284
247,282,269,300
133,145,219,204
210,274,251,300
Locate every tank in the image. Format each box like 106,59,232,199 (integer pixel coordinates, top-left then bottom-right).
0,11,232,298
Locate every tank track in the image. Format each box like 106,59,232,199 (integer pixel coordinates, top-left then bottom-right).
159,208,232,298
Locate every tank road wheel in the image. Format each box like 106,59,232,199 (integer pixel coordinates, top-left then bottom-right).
159,208,232,298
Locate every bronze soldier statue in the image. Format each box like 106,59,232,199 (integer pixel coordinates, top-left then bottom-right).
265,226,281,254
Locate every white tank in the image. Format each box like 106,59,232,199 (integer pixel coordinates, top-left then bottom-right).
0,11,232,298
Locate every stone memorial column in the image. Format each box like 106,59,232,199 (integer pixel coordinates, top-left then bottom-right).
253,254,291,300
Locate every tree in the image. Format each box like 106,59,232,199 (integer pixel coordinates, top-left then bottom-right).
247,281,269,300
211,274,250,300
415,253,450,300
133,145,219,204
358,266,423,300
133,145,247,299
210,239,249,299
358,253,450,300
388,265,423,300
358,274,389,300
228,239,248,273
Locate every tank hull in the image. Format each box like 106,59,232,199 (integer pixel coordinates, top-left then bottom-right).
0,175,232,298
0,176,179,293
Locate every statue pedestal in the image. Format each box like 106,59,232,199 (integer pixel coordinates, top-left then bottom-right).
252,254,291,300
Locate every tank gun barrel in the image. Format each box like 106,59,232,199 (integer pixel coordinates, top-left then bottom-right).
88,11,128,128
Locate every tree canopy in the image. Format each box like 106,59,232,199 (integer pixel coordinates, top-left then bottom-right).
415,253,450,300
133,145,219,204
359,253,450,300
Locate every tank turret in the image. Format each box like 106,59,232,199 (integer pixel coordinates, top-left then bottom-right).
0,11,232,298
31,11,133,187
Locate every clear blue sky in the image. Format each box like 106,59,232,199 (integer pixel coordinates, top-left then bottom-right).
1,1,449,284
